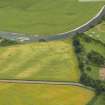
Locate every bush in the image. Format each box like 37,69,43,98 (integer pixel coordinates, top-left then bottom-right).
87,51,105,66
73,39,80,46
86,66,92,71
73,39,83,54
83,36,92,43
0,38,18,46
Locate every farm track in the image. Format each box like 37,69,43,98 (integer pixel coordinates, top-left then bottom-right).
0,79,94,90
0,5,105,43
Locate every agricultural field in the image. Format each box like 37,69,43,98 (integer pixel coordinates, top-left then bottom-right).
0,83,95,105
0,0,105,105
0,0,104,35
0,40,80,81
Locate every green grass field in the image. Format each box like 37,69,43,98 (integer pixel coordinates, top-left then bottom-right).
0,40,80,81
0,83,95,105
0,0,104,35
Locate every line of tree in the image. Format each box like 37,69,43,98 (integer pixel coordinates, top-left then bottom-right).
73,35,105,94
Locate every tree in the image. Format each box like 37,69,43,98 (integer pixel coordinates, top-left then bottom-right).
87,51,105,66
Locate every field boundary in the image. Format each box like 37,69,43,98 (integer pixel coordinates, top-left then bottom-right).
0,79,94,91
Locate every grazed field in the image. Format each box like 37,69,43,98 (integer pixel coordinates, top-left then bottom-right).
0,0,104,35
0,40,80,81
0,83,95,105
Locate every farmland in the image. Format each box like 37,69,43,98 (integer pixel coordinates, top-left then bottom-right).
0,0,105,105
0,40,80,81
0,83,95,105
0,0,104,35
